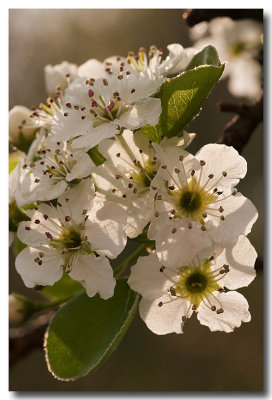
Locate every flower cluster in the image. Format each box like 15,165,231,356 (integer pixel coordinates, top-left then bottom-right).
189,17,263,100
9,42,258,336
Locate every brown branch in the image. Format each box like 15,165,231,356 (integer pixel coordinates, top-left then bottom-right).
9,312,54,367
255,256,263,273
183,9,263,27
217,95,263,154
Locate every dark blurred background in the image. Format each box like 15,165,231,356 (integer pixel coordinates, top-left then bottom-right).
9,9,263,391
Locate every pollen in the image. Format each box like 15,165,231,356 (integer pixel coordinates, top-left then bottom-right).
171,261,222,309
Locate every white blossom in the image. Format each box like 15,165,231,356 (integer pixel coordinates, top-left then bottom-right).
190,17,263,99
15,179,127,299
92,129,195,238
148,143,258,265
78,44,197,80
14,138,95,207
128,236,256,334
9,106,37,145
51,73,162,150
9,154,28,245
44,61,78,95
10,94,65,141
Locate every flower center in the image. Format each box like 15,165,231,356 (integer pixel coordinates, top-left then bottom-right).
25,143,77,186
165,261,224,310
126,45,163,73
158,258,230,320
169,178,215,222
185,271,208,293
84,86,130,127
58,228,82,249
180,191,202,213
50,227,83,251
132,160,156,188
48,223,92,272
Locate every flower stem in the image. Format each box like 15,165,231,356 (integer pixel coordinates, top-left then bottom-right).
113,243,152,278
31,298,67,313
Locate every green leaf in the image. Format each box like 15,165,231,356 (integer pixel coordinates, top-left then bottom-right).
9,152,20,173
139,125,160,143
42,273,84,302
131,230,155,246
45,279,139,381
155,64,224,138
9,201,30,232
10,129,38,154
186,45,221,70
88,145,106,166
12,234,27,255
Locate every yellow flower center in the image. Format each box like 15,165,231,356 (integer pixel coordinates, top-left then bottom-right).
174,261,221,309
170,177,217,223
132,160,157,188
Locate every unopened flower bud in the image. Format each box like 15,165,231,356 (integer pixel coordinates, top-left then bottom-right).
9,293,32,326
9,106,37,152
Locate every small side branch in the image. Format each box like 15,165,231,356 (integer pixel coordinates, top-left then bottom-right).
217,95,263,154
9,312,53,367
183,9,263,27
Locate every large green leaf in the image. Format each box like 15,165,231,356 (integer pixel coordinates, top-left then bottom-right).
42,273,84,302
45,279,139,380
157,65,224,138
186,45,221,70
140,63,224,141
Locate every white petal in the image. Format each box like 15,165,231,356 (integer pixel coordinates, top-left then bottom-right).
72,123,119,150
128,253,173,300
158,44,197,75
85,199,127,258
9,106,34,142
57,178,95,225
214,235,257,289
91,163,119,193
139,295,192,335
195,144,247,190
51,109,92,142
16,173,68,207
125,196,154,238
157,43,185,75
44,61,78,95
15,246,63,288
69,254,115,299
197,291,251,332
9,154,25,200
78,59,106,79
208,192,258,244
17,204,60,247
117,98,162,130
159,131,196,149
98,130,138,170
99,129,152,169
66,151,95,182
155,222,212,269
152,143,199,186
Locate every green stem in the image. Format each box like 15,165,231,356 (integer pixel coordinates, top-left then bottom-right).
113,243,151,278
31,298,67,313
